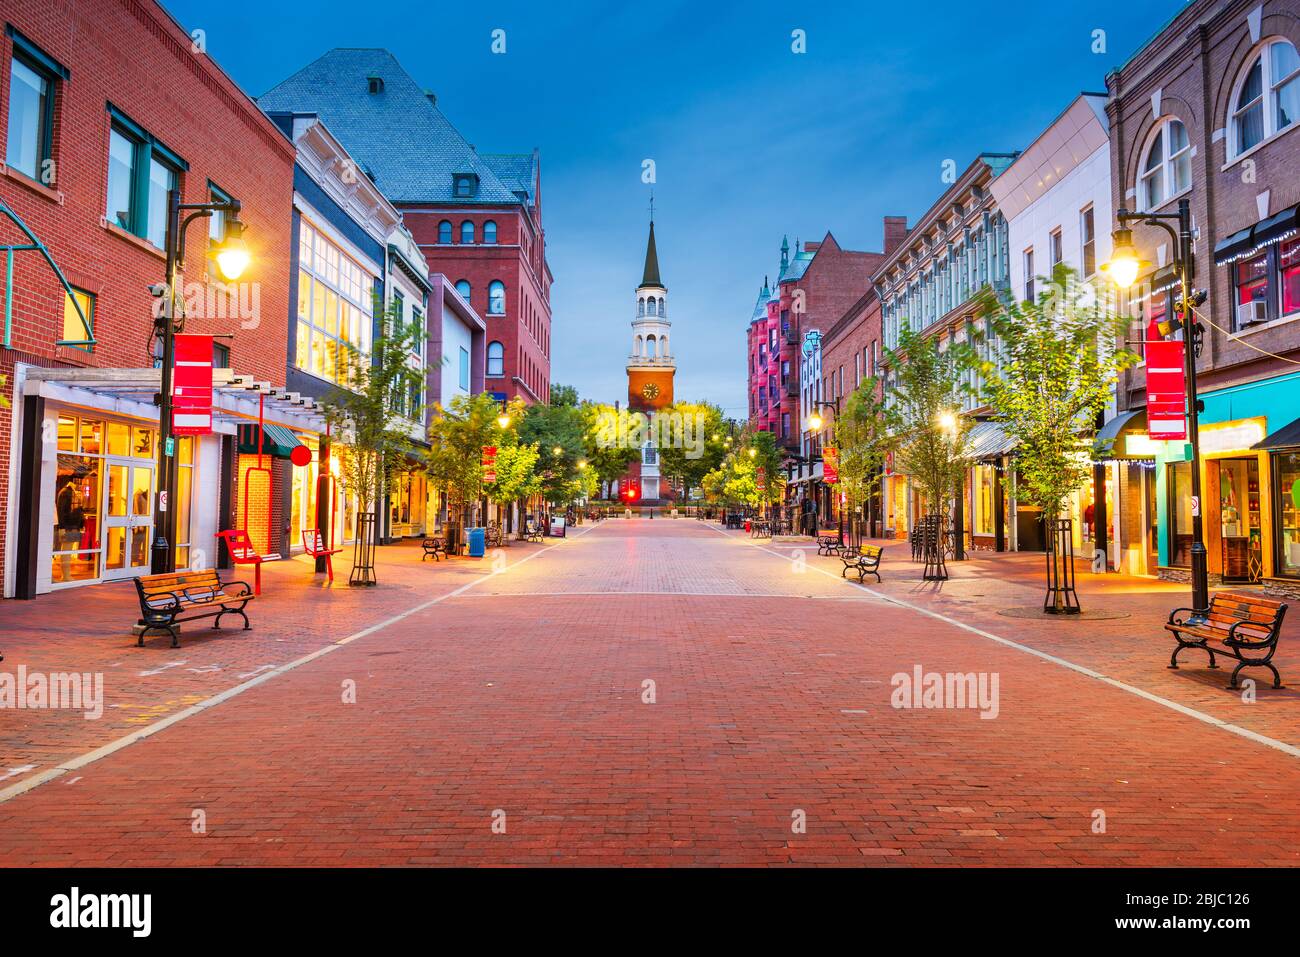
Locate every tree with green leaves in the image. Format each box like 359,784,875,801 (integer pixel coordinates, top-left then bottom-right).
548,383,580,408
887,324,975,522
833,378,901,543
580,402,641,499
704,429,784,513
324,297,424,583
656,400,727,501
426,392,525,545
975,265,1139,610
484,442,543,545
520,398,588,506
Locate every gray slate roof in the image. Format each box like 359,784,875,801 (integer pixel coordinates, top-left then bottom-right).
258,48,528,206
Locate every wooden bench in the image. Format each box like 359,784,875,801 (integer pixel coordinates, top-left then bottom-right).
301,528,343,583
422,537,448,561
750,520,771,539
817,535,843,556
485,523,503,548
133,568,254,648
215,529,279,596
524,522,543,543
840,544,884,583
1165,591,1288,689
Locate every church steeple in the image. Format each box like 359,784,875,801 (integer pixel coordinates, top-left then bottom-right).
639,220,663,289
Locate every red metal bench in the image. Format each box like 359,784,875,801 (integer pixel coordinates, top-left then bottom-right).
215,529,280,596
302,528,343,583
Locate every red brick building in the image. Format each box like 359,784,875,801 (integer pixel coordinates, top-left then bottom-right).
259,49,553,405
0,0,296,597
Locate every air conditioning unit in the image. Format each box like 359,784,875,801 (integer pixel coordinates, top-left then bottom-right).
1237,299,1269,327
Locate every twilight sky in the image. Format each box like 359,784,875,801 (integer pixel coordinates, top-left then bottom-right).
165,0,1179,418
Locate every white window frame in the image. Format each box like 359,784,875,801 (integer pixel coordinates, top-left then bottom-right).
1228,38,1300,160
1137,118,1191,212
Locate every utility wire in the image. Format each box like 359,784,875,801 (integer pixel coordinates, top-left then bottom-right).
1189,303,1300,366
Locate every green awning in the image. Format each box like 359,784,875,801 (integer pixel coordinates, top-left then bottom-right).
237,422,305,458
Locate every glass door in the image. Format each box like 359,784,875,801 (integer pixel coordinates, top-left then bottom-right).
102,458,154,580
1218,457,1261,583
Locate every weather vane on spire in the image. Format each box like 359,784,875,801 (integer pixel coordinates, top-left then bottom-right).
648,191,655,224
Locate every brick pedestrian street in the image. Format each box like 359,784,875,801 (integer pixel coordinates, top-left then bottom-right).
1,518,1299,866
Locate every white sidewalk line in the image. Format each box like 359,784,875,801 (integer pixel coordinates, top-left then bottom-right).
0,537,574,806
707,523,1300,761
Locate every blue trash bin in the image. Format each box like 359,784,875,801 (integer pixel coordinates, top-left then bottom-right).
468,527,486,558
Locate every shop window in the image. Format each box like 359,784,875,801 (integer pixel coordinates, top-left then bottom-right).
5,31,65,184
53,454,101,584
295,219,374,387
1234,251,1269,327
1281,236,1300,317
1168,461,1193,568
1218,457,1262,582
974,465,995,537
1275,451,1300,578
61,288,94,350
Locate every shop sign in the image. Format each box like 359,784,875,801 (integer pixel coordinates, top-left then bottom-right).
172,334,213,435
1146,340,1186,441
481,445,497,485
1198,418,1267,455
823,445,839,484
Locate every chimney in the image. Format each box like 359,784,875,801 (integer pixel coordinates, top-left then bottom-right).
883,216,909,256
424,90,437,106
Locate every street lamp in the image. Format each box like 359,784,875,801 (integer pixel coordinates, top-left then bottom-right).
152,188,250,574
807,397,842,543
1103,196,1209,612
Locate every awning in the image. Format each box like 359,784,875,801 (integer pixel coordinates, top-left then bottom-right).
1213,204,1300,266
1214,226,1256,266
1254,204,1300,250
1092,408,1154,459
1253,416,1300,451
965,421,1018,461
237,422,306,458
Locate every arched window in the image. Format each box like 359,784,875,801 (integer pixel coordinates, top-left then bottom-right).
635,334,643,356
487,340,504,377
647,296,656,315
637,298,645,317
455,279,471,301
661,334,669,357
645,334,656,358
488,280,506,315
1138,118,1191,211
438,220,452,244
483,220,498,244
460,220,475,244
1230,39,1299,157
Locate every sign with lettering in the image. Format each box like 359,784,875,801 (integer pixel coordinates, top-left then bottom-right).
1145,341,1186,441
171,335,213,435
823,445,839,484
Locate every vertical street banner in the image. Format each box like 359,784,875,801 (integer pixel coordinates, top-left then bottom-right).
1146,340,1187,441
172,334,213,435
482,445,498,485
756,467,765,491
823,445,839,484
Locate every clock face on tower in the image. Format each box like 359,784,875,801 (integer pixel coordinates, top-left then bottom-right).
641,383,661,400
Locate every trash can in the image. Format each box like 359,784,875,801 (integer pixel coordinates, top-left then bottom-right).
468,527,486,558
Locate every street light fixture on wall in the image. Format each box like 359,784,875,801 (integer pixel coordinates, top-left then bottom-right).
152,188,250,574
1102,196,1210,613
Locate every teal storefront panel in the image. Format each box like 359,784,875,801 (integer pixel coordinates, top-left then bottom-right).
1153,370,1300,569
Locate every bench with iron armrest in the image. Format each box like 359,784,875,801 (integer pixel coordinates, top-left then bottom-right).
817,535,844,556
1165,591,1288,689
840,544,884,583
485,524,503,548
750,520,771,539
524,522,544,543
134,569,254,648
422,536,448,561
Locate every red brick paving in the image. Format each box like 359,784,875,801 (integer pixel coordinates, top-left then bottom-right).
0,518,1298,866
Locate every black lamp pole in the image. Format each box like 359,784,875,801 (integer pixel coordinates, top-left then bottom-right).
152,189,243,574
1115,197,1208,612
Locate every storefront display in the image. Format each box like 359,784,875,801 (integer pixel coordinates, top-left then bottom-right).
1274,451,1300,578
1217,457,1262,582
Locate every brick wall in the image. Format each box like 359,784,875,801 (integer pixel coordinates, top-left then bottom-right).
401,199,551,405
0,0,296,593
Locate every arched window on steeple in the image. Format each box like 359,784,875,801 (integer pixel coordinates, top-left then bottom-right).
661,334,669,357
637,299,645,317
646,334,657,358
635,335,643,356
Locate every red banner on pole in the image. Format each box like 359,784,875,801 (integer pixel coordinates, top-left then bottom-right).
482,445,497,484
1146,340,1187,441
172,334,213,435
823,445,839,484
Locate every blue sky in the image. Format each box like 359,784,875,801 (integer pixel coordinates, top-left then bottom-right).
165,0,1180,416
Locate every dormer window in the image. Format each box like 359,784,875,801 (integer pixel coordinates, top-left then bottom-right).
367,76,384,94
453,173,478,198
